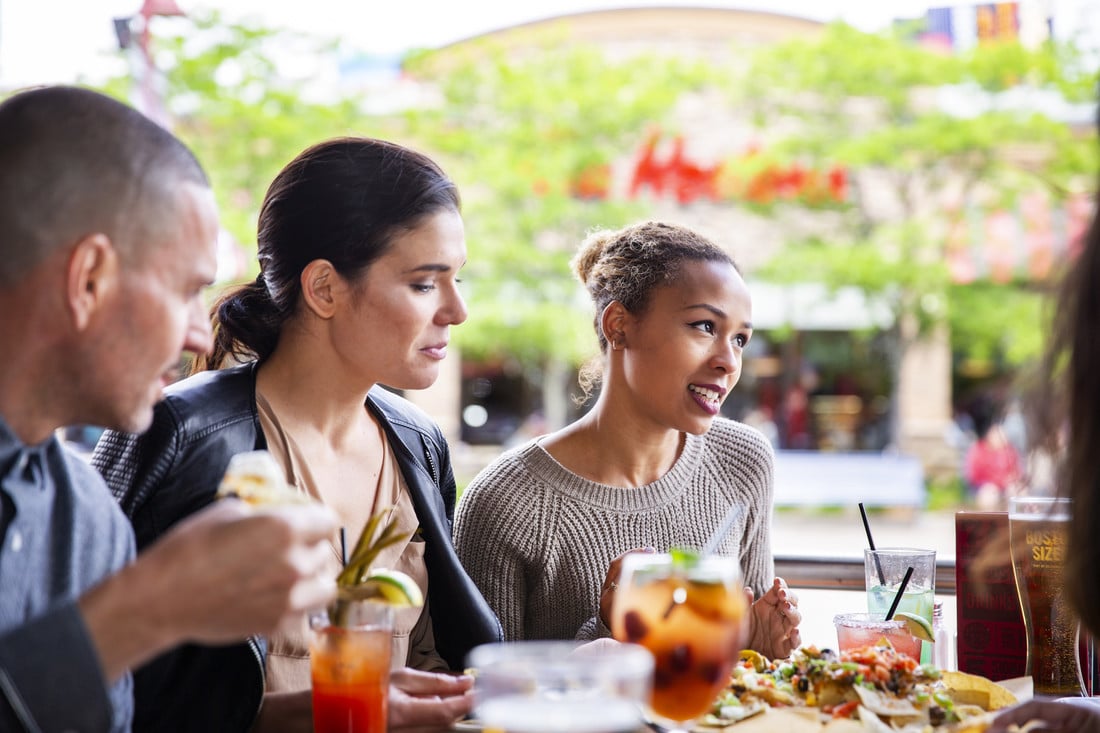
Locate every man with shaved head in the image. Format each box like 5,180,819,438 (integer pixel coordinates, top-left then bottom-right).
0,86,338,732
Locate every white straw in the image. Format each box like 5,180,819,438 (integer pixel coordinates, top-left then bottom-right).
702,503,743,557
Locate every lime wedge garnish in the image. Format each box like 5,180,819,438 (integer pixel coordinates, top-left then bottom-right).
893,611,934,642
342,569,424,608
670,546,700,569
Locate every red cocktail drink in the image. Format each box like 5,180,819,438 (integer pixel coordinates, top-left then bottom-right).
310,603,393,733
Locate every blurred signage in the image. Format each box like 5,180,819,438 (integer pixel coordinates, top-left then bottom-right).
564,130,848,207
898,2,1051,52
561,132,1090,286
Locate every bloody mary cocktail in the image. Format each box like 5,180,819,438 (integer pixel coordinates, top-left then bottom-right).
310,603,393,733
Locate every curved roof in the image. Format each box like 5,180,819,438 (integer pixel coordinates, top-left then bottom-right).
431,5,823,53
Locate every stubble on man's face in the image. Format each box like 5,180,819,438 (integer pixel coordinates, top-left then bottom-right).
78,183,219,433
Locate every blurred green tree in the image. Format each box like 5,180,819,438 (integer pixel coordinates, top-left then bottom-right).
101,10,366,248
87,12,1097,435
97,13,723,424
740,22,1097,376
398,38,721,402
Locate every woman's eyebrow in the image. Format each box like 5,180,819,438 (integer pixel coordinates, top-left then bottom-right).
403,263,452,274
683,303,751,330
683,302,725,317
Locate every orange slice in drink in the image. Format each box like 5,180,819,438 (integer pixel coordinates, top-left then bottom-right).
684,579,743,621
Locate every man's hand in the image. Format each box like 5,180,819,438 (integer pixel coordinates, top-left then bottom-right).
81,499,337,680
745,577,802,659
388,668,474,731
987,699,1100,732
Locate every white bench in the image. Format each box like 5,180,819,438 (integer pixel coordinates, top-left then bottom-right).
772,450,926,510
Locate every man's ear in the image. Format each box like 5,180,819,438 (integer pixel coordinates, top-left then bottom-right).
66,233,118,332
300,259,340,319
600,300,629,350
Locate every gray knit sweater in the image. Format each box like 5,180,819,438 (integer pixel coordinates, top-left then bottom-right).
454,418,775,642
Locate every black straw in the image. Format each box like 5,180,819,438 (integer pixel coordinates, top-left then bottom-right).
339,527,348,567
859,502,886,586
884,566,914,621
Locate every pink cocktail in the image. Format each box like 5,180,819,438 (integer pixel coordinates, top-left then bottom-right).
833,612,922,661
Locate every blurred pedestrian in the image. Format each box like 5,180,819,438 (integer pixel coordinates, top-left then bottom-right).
963,397,1022,510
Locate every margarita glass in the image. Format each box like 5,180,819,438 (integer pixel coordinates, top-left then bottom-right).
833,612,923,660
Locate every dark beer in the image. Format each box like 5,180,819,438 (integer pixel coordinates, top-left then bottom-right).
1009,498,1083,696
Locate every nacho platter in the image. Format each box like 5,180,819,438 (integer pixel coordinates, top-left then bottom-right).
693,644,1018,733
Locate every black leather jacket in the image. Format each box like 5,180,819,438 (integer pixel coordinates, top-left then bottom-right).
92,363,502,733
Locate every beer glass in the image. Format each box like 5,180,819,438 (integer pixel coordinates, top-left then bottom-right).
1008,496,1085,696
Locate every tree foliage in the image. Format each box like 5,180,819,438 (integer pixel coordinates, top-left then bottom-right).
90,13,1097,382
740,22,1097,369
104,10,366,248
399,37,722,365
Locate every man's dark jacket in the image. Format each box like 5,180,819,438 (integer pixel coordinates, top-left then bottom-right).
92,363,502,733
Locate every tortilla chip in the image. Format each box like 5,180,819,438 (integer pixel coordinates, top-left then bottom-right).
853,686,920,717
699,707,824,732
697,700,766,727
942,671,1017,711
855,707,894,733
217,450,313,506
948,710,998,732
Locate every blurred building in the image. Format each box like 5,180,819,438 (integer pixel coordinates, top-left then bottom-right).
389,5,1088,479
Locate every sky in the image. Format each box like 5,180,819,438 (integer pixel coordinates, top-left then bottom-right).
2,0,1097,89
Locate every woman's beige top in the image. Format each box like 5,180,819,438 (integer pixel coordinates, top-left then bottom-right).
257,395,447,694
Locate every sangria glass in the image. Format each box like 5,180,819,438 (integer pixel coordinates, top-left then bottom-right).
611,552,747,732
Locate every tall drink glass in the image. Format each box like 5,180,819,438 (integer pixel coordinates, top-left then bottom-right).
865,547,935,663
611,553,747,732
1009,496,1085,696
310,600,394,733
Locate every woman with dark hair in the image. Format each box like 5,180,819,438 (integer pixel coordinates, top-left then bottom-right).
93,137,501,732
454,221,801,659
987,110,1100,731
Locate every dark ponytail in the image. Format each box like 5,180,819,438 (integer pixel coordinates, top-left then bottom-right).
191,274,283,373
190,136,459,375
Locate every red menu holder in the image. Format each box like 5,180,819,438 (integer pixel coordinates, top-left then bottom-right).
955,511,1027,681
